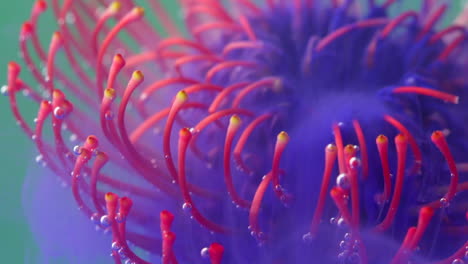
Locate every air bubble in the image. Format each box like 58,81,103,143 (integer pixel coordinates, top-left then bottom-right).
1,85,8,96
182,202,192,212
452,259,465,264
111,241,121,251
105,110,114,120
100,215,111,227
53,106,66,119
200,247,209,258
115,213,125,223
344,233,352,241
90,213,101,224
118,248,127,259
330,217,337,225
302,232,315,243
337,218,346,228
349,157,361,168
339,240,348,250
69,134,77,142
439,197,449,207
35,155,43,163
73,145,82,155
336,173,350,189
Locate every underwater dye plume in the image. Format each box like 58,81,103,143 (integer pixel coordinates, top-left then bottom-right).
3,0,468,263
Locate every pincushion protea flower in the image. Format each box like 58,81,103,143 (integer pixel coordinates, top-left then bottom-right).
3,0,468,263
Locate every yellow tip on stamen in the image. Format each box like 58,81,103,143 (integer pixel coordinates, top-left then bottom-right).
86,135,99,147
179,127,192,139
176,90,188,102
277,131,289,143
326,143,337,153
96,151,108,161
133,6,145,16
109,1,121,12
229,115,242,127
344,144,355,154
104,88,116,100
132,70,144,81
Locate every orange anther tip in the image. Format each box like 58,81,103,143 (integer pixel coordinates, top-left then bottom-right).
179,127,192,139
104,88,116,100
161,210,174,220
105,192,118,202
419,206,434,218
376,134,388,143
133,6,145,16
8,61,20,71
277,131,289,143
86,135,99,145
52,32,62,40
114,53,125,62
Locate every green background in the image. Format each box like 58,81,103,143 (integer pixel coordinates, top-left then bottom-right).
0,0,464,263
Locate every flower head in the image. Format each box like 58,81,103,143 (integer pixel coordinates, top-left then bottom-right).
3,0,468,263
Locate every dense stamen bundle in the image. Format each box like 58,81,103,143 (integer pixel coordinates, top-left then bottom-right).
3,0,468,263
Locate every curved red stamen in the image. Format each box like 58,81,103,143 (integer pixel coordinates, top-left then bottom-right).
222,41,264,57
271,131,291,203
384,115,422,174
376,135,392,203
309,144,337,236
71,148,93,217
333,123,346,174
437,33,467,62
223,115,252,208
232,77,280,108
416,4,447,40
140,77,198,102
316,18,388,51
174,54,222,76
177,128,230,233
429,26,466,44
209,82,249,113
381,11,419,38
249,172,272,241
96,7,145,98
238,15,257,41
352,120,369,179
91,2,122,55
392,86,459,104
90,151,108,215
391,227,417,264
431,131,459,206
330,187,352,226
375,134,408,232
193,21,243,39
233,114,272,175
205,61,256,83
157,37,213,55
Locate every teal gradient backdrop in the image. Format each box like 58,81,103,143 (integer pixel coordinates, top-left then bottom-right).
0,0,464,263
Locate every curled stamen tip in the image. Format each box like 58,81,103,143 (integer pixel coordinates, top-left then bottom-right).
109,1,122,12
132,70,144,81
277,131,289,143
229,115,242,127
326,143,337,153
419,206,434,219
176,90,189,102
132,6,145,16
